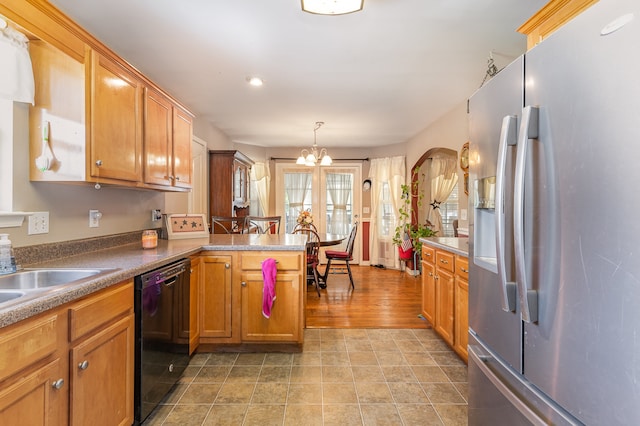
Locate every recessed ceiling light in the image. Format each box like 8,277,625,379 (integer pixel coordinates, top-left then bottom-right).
301,0,364,15
247,77,264,87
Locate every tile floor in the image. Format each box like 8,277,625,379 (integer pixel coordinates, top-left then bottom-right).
142,328,468,425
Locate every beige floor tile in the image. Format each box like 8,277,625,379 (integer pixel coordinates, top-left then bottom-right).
214,382,256,404
322,365,354,382
370,339,400,352
388,382,430,404
346,339,374,352
320,329,345,340
352,365,386,382
284,404,323,425
453,382,468,402
162,404,211,426
355,382,394,403
320,339,348,352
302,339,322,352
441,366,468,383
366,329,395,341
348,350,379,366
264,352,294,366
161,384,188,404
293,351,322,366
304,328,322,340
205,353,238,366
141,403,174,425
188,352,211,366
342,329,370,340
322,382,358,404
321,350,351,366
396,403,445,426
434,404,468,426
322,404,363,426
258,365,291,382
243,404,285,426
431,351,466,366
202,404,248,425
193,365,231,383
396,338,428,352
290,365,322,383
251,382,289,404
381,365,417,382
226,365,262,382
422,382,466,404
178,366,202,384
179,382,222,404
422,339,453,351
404,351,438,366
288,383,322,404
376,350,408,366
412,365,450,383
234,353,266,365
360,403,403,425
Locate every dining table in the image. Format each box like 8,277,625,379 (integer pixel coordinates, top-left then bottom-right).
318,233,346,247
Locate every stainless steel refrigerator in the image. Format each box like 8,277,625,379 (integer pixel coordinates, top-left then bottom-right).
468,0,640,424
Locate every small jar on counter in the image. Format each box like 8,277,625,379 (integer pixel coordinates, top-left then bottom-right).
141,230,158,249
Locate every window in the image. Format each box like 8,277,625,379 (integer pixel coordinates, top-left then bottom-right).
439,182,459,237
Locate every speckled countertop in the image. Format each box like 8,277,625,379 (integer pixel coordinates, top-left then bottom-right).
419,237,469,257
0,234,306,328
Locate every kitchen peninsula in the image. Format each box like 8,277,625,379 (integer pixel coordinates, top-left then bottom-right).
420,236,469,361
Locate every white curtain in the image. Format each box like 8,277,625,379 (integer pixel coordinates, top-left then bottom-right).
368,156,405,269
250,162,270,216
427,155,459,235
0,26,34,104
326,172,352,235
284,172,312,232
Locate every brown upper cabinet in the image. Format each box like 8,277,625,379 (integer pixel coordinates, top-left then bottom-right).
3,0,194,191
518,0,598,50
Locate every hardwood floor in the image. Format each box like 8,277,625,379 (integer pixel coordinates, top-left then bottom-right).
306,265,430,329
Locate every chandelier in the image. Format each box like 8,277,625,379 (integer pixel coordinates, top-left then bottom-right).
301,0,364,15
296,122,332,166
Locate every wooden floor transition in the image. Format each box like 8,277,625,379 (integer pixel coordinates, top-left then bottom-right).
305,264,430,329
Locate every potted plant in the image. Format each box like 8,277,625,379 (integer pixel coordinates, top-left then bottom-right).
392,167,437,267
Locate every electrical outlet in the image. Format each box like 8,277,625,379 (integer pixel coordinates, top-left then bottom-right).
28,212,49,235
89,210,101,228
151,209,162,221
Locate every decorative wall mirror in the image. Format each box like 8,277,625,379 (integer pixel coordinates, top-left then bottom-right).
460,142,469,195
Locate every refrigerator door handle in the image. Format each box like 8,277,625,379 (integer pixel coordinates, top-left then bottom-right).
514,105,539,323
495,115,518,312
469,344,549,426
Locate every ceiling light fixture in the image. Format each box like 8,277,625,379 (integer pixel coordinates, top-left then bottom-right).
247,76,264,87
301,0,364,15
296,122,332,166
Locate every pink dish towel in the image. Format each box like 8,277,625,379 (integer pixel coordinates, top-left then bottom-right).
262,258,277,319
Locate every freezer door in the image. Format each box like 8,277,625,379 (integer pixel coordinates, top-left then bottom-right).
468,57,523,372
519,0,640,424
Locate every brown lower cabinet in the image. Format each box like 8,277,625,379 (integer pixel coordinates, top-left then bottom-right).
0,280,134,426
421,246,469,363
197,251,305,347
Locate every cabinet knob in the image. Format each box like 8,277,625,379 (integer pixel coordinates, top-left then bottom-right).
440,259,448,264
460,267,469,273
225,263,230,269
52,379,64,390
78,360,89,370
175,176,180,181
241,281,246,287
95,160,102,167
428,272,433,276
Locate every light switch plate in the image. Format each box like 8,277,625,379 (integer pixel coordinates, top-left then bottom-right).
28,212,49,234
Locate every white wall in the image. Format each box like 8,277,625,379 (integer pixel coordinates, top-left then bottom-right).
404,101,470,229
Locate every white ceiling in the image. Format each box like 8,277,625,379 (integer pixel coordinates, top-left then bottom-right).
49,0,546,148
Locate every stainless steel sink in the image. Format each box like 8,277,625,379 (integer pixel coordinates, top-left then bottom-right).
0,268,111,290
0,291,26,303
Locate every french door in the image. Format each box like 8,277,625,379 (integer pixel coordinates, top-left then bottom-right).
275,162,361,263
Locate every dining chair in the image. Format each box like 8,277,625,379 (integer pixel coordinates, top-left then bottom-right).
211,216,244,234
292,227,321,296
244,216,282,234
322,221,358,290
292,222,318,233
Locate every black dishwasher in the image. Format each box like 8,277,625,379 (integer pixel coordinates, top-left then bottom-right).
134,258,191,425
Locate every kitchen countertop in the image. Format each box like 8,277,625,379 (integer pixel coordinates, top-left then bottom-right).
419,237,469,257
0,234,307,328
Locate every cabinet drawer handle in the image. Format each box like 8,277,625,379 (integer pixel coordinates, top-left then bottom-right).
241,281,246,287
460,267,469,273
428,272,433,276
78,360,89,370
52,379,64,390
440,259,449,264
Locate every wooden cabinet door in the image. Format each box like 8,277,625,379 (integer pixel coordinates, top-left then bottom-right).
240,272,301,342
454,276,469,362
172,106,193,188
189,256,201,354
90,51,143,183
421,260,436,325
200,255,233,338
143,88,172,186
435,267,455,346
70,314,134,426
0,359,65,425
